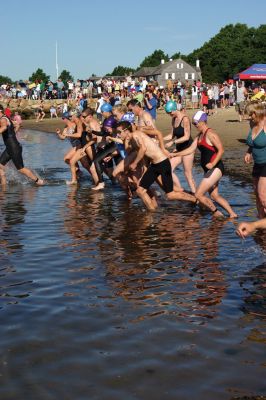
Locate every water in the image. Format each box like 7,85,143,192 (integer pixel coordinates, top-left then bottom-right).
0,130,265,400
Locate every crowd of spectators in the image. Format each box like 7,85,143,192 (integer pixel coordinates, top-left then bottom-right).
1,76,265,122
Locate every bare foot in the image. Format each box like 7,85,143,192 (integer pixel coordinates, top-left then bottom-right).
35,178,45,186
66,180,78,185
212,209,224,218
229,212,238,218
92,182,105,191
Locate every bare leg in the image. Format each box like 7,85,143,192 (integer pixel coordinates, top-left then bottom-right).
67,150,83,185
257,176,266,218
18,167,44,185
166,190,196,203
136,187,157,211
182,153,196,193
195,169,224,217
170,156,183,191
0,164,7,186
210,186,237,218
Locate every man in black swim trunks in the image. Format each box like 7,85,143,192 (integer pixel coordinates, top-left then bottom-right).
0,106,44,186
116,121,197,210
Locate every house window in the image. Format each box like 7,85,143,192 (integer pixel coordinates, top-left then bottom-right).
187,72,195,79
177,63,184,69
167,73,175,80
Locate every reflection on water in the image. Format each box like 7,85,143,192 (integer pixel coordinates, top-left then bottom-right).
0,131,265,400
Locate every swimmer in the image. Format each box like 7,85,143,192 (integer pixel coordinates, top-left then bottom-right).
0,106,44,186
171,111,237,218
164,101,196,193
236,218,266,238
57,111,92,185
117,121,197,210
127,99,169,156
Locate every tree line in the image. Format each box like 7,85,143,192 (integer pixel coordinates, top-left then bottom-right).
1,24,265,85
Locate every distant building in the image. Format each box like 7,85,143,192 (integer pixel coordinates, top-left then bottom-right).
133,58,202,87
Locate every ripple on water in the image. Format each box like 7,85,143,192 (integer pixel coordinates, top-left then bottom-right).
0,131,265,400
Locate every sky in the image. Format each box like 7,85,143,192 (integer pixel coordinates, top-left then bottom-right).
1,0,266,81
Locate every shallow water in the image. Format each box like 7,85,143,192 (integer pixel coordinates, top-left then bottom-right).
0,130,265,400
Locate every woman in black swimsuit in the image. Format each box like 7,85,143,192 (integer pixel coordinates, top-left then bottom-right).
171,111,237,218
0,106,44,186
164,101,196,193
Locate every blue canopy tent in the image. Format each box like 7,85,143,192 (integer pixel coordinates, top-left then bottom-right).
234,64,266,80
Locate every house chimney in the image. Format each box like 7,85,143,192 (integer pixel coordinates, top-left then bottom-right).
196,59,200,68
161,59,165,64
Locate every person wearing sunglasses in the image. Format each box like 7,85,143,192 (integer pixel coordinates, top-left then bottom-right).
170,111,237,218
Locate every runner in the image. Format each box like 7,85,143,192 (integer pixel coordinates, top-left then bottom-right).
127,99,169,155
164,101,196,193
171,111,237,218
56,111,91,184
116,121,197,210
0,106,44,186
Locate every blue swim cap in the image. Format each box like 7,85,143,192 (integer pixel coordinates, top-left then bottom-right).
164,100,177,113
101,103,113,113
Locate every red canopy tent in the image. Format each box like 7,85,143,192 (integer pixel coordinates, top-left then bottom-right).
234,64,266,80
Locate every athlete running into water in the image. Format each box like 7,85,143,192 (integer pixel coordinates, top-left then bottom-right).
0,106,44,186
164,101,196,193
116,121,197,210
171,111,237,218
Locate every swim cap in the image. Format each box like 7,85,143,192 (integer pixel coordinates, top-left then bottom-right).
101,103,113,113
192,110,208,124
103,115,117,130
164,100,177,113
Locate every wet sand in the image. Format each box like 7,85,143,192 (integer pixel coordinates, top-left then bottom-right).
22,107,252,181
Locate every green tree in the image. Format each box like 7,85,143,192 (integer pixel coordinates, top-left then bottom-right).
0,75,13,85
106,65,134,76
171,52,181,59
184,24,266,82
58,69,74,84
139,49,169,68
29,68,50,83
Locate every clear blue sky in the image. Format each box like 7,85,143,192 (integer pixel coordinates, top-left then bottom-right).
2,0,266,81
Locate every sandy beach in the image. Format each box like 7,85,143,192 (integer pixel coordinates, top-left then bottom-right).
22,107,252,181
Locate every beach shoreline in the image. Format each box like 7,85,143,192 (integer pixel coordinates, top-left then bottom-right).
21,107,252,181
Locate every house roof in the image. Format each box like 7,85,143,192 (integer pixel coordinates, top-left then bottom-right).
134,58,200,77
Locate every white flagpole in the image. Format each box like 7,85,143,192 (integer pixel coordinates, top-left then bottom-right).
56,41,59,79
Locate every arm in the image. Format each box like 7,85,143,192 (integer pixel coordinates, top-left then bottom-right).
170,137,198,158
129,134,147,170
144,96,153,110
0,118,8,134
143,128,167,150
106,136,123,144
205,130,224,168
244,146,253,163
236,218,266,238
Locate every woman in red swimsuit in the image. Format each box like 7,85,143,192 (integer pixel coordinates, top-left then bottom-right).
171,111,237,218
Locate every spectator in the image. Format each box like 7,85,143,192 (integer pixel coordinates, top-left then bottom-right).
50,105,58,118
144,89,158,121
